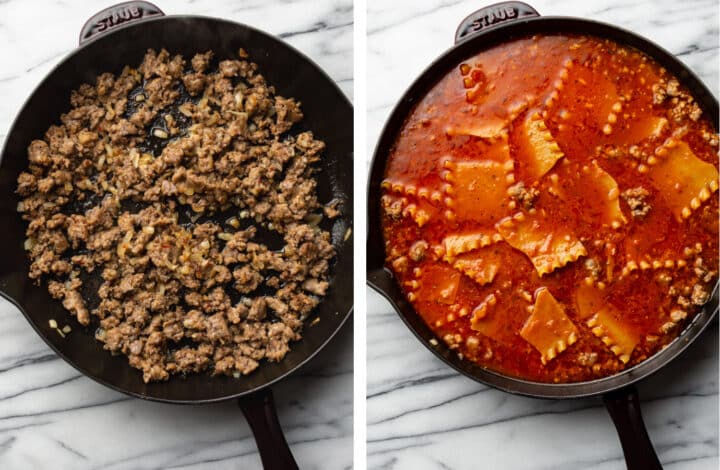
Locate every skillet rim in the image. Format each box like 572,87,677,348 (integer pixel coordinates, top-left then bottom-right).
366,15,719,399
0,13,354,404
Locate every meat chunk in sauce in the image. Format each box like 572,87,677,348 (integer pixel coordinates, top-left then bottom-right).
621,187,651,219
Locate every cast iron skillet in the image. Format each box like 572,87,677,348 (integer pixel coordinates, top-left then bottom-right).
367,2,718,469
0,2,353,469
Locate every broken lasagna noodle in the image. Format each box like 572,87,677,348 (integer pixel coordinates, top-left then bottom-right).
381,35,719,383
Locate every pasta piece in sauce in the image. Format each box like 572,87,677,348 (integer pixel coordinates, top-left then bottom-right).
575,282,607,319
609,115,668,145
517,111,565,180
496,212,587,276
586,306,640,364
469,293,507,343
380,188,443,227
450,247,502,287
446,121,507,140
520,288,578,364
442,230,501,259
547,63,620,148
443,158,515,223
413,264,461,305
646,140,719,221
583,160,627,228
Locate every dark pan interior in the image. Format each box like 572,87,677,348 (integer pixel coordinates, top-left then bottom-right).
367,17,718,399
0,16,353,403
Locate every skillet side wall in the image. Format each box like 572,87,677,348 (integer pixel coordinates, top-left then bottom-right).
0,16,353,403
367,17,719,398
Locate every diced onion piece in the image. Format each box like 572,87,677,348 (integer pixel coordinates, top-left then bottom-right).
152,128,169,139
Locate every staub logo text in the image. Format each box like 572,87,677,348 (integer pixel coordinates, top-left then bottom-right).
95,6,143,32
469,6,517,32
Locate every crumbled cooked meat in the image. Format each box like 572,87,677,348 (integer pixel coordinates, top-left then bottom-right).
67,215,89,247
191,51,213,72
383,198,404,219
233,265,263,293
621,187,651,219
584,258,601,279
265,296,289,315
323,198,342,219
62,289,90,326
595,144,626,160
701,130,719,147
234,355,259,375
16,48,336,383
652,82,667,105
227,303,248,324
265,323,294,361
27,140,51,165
577,351,598,366
303,278,329,296
666,79,680,97
507,182,539,210
206,312,230,342
247,297,267,321
274,97,303,134
391,256,408,273
653,78,703,123
408,240,428,262
691,283,710,306
182,72,206,96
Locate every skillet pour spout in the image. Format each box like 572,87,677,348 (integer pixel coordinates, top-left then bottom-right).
367,2,718,469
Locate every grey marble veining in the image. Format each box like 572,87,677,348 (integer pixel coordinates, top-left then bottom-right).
0,1,352,469
366,0,719,469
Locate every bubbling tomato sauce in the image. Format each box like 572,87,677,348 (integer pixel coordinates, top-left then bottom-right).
380,34,719,383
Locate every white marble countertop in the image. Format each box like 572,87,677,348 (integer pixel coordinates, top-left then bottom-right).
367,0,718,469
0,1,352,469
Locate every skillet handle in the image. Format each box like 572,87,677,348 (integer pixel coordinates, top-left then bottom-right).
239,388,299,470
79,1,164,46
455,1,540,44
603,386,663,470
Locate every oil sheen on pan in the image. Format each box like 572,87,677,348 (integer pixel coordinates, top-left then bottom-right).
380,34,719,383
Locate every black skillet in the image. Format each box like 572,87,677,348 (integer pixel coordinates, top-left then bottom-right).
367,2,718,469
0,2,353,468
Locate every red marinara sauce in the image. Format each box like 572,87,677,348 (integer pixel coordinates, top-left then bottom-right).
380,34,719,383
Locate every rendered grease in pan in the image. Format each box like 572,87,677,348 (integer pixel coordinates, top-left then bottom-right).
15,48,340,383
